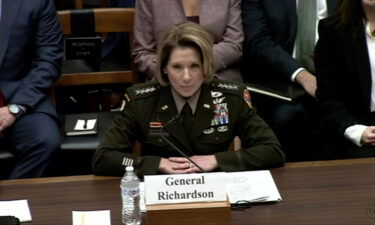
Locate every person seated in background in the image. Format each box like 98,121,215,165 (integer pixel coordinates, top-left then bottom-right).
101,0,136,59
0,0,63,178
315,0,375,159
133,0,243,82
241,0,337,161
92,22,285,176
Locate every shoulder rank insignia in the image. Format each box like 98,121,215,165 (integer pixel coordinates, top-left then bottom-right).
217,83,239,91
135,86,157,95
243,89,253,109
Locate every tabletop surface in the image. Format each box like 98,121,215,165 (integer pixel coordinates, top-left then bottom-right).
1,158,375,225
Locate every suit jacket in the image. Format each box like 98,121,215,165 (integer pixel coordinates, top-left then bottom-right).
133,0,244,82
93,79,285,176
315,16,373,136
0,0,63,117
242,0,336,81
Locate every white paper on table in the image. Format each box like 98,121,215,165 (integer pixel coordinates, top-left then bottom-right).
72,210,111,225
225,170,282,204
0,199,32,222
140,182,146,212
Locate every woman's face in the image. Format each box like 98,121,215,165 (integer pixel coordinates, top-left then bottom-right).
165,46,204,98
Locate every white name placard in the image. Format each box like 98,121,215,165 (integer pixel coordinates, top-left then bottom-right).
144,172,227,205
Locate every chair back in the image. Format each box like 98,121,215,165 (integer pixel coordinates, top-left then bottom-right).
56,8,139,87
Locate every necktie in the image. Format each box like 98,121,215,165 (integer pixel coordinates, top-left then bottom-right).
181,103,194,134
295,0,317,73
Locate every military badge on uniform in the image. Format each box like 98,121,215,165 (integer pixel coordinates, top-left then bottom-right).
217,126,228,132
205,90,230,134
211,103,229,126
161,105,169,111
211,91,223,98
213,97,225,104
203,127,214,134
243,89,253,109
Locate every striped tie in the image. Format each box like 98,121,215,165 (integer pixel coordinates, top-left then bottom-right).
295,0,317,73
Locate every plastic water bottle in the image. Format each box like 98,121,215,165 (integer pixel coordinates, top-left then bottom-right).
120,166,141,225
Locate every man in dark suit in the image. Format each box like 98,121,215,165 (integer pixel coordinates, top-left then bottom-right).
0,0,63,178
242,0,336,161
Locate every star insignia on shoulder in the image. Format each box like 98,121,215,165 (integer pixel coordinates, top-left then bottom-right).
217,83,239,91
135,86,157,95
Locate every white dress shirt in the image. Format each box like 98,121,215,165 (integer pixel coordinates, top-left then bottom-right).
291,0,328,81
344,22,375,146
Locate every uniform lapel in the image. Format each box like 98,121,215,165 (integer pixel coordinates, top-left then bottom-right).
190,83,215,141
155,86,194,154
0,0,20,69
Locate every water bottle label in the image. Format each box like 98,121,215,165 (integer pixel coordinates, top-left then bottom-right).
123,188,140,197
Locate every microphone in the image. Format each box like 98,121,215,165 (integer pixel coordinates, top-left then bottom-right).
159,115,206,173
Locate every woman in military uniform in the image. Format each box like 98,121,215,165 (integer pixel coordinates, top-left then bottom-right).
92,22,285,176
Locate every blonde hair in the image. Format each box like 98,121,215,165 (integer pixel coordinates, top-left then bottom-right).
155,22,214,86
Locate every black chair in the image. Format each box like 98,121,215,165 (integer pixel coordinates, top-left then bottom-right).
51,8,140,176
0,150,15,179
49,111,119,176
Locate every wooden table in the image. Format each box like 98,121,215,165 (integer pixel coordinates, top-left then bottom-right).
1,158,375,225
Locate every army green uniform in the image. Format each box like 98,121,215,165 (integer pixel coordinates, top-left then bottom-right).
92,79,285,176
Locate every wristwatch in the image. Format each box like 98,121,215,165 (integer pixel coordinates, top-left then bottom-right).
7,104,25,118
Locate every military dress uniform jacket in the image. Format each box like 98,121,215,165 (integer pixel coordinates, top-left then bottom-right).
93,79,285,176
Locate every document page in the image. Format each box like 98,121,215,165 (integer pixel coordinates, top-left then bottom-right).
0,199,32,222
225,170,282,204
72,210,111,225
74,119,97,130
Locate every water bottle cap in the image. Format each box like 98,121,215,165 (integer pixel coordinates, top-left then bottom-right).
125,166,134,172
